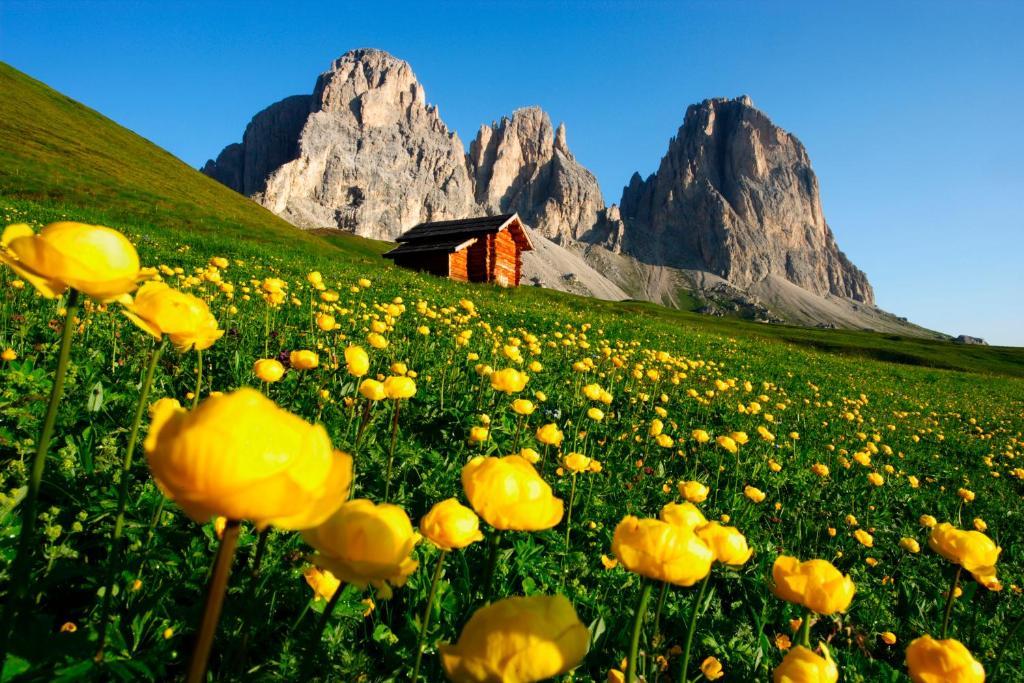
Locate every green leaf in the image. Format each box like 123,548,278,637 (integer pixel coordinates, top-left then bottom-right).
86,381,104,412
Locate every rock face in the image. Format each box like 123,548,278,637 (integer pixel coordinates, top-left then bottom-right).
203,49,475,239
204,52,878,323
617,96,873,303
468,108,606,243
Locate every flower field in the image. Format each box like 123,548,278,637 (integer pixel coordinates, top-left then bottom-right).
0,207,1022,682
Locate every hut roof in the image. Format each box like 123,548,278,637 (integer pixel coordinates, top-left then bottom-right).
383,213,532,259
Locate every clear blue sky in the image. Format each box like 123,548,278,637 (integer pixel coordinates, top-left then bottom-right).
2,1,1022,345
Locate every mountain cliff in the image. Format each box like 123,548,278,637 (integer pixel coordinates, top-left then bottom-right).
611,96,873,303
203,49,893,329
468,107,606,244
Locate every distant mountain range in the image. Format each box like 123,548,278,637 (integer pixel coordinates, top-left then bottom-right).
202,49,931,335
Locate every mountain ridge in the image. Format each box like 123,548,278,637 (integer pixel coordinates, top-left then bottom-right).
201,49,906,333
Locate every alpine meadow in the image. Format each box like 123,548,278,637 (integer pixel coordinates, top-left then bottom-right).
1,18,1024,683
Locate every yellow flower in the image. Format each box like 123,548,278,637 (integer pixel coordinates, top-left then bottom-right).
611,515,713,586
491,368,528,393
649,419,664,437
716,435,738,453
303,499,419,596
461,455,563,531
920,514,937,528
744,485,766,503
344,345,369,377
854,529,874,547
1,348,16,361
563,452,592,473
608,669,625,683
358,277,371,288
692,429,711,444
468,426,489,444
730,431,749,445
383,376,416,400
253,358,285,383
600,554,618,570
867,472,885,487
122,281,223,352
367,332,388,349
1,222,140,300
900,537,921,554
359,378,386,401
772,644,838,683
660,502,707,531
144,389,352,529
679,480,709,503
511,399,535,416
928,523,1001,590
587,407,605,421
958,488,975,502
303,566,340,601
772,556,856,614
881,631,897,646
289,350,319,370
439,594,589,682
536,423,564,447
420,498,484,550
905,635,985,683
811,463,829,478
775,634,792,651
697,521,753,566
519,447,540,464
316,313,337,331
701,656,724,680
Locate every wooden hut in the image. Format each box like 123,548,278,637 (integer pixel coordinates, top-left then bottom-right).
383,213,533,287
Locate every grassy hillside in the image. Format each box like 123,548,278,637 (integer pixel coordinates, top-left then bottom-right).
1,61,1021,376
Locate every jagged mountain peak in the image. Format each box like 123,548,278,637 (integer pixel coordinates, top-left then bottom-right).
619,94,873,303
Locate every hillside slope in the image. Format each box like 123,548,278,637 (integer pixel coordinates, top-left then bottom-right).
0,61,1021,376
0,62,370,263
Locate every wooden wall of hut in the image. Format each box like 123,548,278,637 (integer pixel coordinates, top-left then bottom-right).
492,229,519,287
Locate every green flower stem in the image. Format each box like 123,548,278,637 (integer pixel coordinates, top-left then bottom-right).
96,338,166,659
679,573,712,683
186,518,241,683
512,415,524,453
411,550,447,681
626,581,653,683
481,530,503,604
564,473,578,550
651,582,669,649
798,608,813,648
383,400,401,502
349,400,373,498
304,585,344,672
941,565,963,639
0,289,80,669
248,528,271,579
192,348,202,408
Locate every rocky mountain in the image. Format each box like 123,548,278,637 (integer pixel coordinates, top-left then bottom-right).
203,49,908,331
204,49,475,240
608,96,873,303
468,107,606,244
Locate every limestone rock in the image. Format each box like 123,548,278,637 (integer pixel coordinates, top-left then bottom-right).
618,96,873,303
468,107,605,244
203,49,475,239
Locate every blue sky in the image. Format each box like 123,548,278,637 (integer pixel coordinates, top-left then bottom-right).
2,1,1022,345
